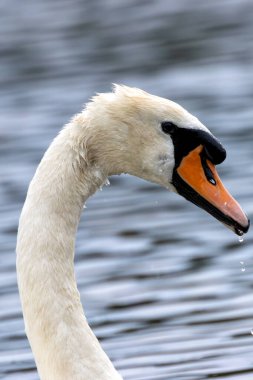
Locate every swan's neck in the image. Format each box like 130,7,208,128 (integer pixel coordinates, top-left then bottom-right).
16,119,123,380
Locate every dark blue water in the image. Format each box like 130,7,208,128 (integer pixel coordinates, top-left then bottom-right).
0,1,253,379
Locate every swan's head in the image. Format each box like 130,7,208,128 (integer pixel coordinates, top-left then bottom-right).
85,85,249,236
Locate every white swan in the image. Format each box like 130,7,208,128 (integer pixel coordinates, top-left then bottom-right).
16,85,249,380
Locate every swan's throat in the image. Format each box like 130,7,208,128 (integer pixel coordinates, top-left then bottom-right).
16,122,122,380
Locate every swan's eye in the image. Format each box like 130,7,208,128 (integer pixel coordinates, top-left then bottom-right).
161,121,177,135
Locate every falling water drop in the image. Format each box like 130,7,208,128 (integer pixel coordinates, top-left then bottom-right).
238,235,244,243
240,261,246,272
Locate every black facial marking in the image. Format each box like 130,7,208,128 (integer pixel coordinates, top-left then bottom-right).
161,123,226,168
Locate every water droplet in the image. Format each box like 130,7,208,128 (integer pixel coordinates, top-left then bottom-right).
238,236,244,243
83,204,87,209
236,228,244,237
240,261,246,272
104,178,110,186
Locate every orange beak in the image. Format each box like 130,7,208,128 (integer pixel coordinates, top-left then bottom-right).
173,145,249,236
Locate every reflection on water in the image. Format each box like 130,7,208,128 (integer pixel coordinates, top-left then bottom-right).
0,0,253,379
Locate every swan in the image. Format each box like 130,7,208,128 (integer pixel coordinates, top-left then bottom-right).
16,85,249,380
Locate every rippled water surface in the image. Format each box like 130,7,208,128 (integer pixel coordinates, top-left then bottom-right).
1,1,253,379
